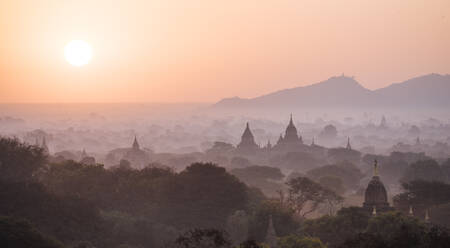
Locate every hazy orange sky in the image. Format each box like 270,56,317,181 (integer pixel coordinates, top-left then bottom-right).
1,0,449,103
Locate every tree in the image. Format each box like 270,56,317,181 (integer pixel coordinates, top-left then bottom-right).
300,207,370,247
318,176,345,195
206,142,235,155
0,216,63,248
322,190,344,216
173,228,231,248
401,159,447,183
393,180,450,215
237,240,264,248
0,180,106,245
430,203,450,228
338,233,386,248
441,158,450,182
41,160,114,209
365,212,424,242
340,214,450,248
318,124,338,141
0,137,46,183
286,177,341,217
393,180,450,226
278,235,326,248
231,166,285,196
226,210,249,246
230,157,252,168
408,125,421,137
248,199,299,242
306,161,363,192
327,149,361,165
158,162,249,228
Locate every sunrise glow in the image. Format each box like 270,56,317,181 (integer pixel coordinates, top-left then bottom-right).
64,40,92,66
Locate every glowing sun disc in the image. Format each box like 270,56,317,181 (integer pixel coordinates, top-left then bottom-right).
64,40,92,66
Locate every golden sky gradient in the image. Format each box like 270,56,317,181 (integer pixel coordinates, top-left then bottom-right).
1,0,449,103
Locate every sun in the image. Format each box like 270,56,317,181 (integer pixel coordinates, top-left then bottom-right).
64,40,92,66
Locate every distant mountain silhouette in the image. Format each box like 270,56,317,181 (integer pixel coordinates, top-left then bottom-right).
375,74,450,108
214,74,450,109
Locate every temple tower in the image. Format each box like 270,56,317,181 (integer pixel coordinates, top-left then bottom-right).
284,114,300,143
363,160,391,212
346,137,352,150
132,136,140,150
237,122,259,152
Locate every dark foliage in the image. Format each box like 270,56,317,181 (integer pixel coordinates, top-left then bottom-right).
230,165,285,196
248,199,299,242
393,180,450,227
301,207,370,247
286,176,342,217
340,223,450,248
238,240,263,248
0,180,106,246
401,159,447,183
0,216,63,248
306,161,363,192
0,137,46,183
173,228,231,248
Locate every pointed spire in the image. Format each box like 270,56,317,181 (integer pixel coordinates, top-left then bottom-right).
265,215,277,248
346,137,352,150
425,209,430,223
243,122,252,136
373,159,379,177
416,137,421,145
284,114,300,143
242,122,254,139
409,205,414,216
132,136,140,150
237,122,258,150
372,206,377,216
276,133,283,145
311,137,315,146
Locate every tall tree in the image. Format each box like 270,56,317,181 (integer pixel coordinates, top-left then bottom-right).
0,137,46,183
401,159,447,183
286,177,342,217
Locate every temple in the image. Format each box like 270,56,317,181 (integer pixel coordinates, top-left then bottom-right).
272,114,304,152
234,115,314,156
132,135,140,150
362,160,393,213
236,122,260,153
123,136,150,169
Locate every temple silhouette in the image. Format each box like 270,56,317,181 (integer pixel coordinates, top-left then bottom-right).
236,115,308,155
363,160,394,213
